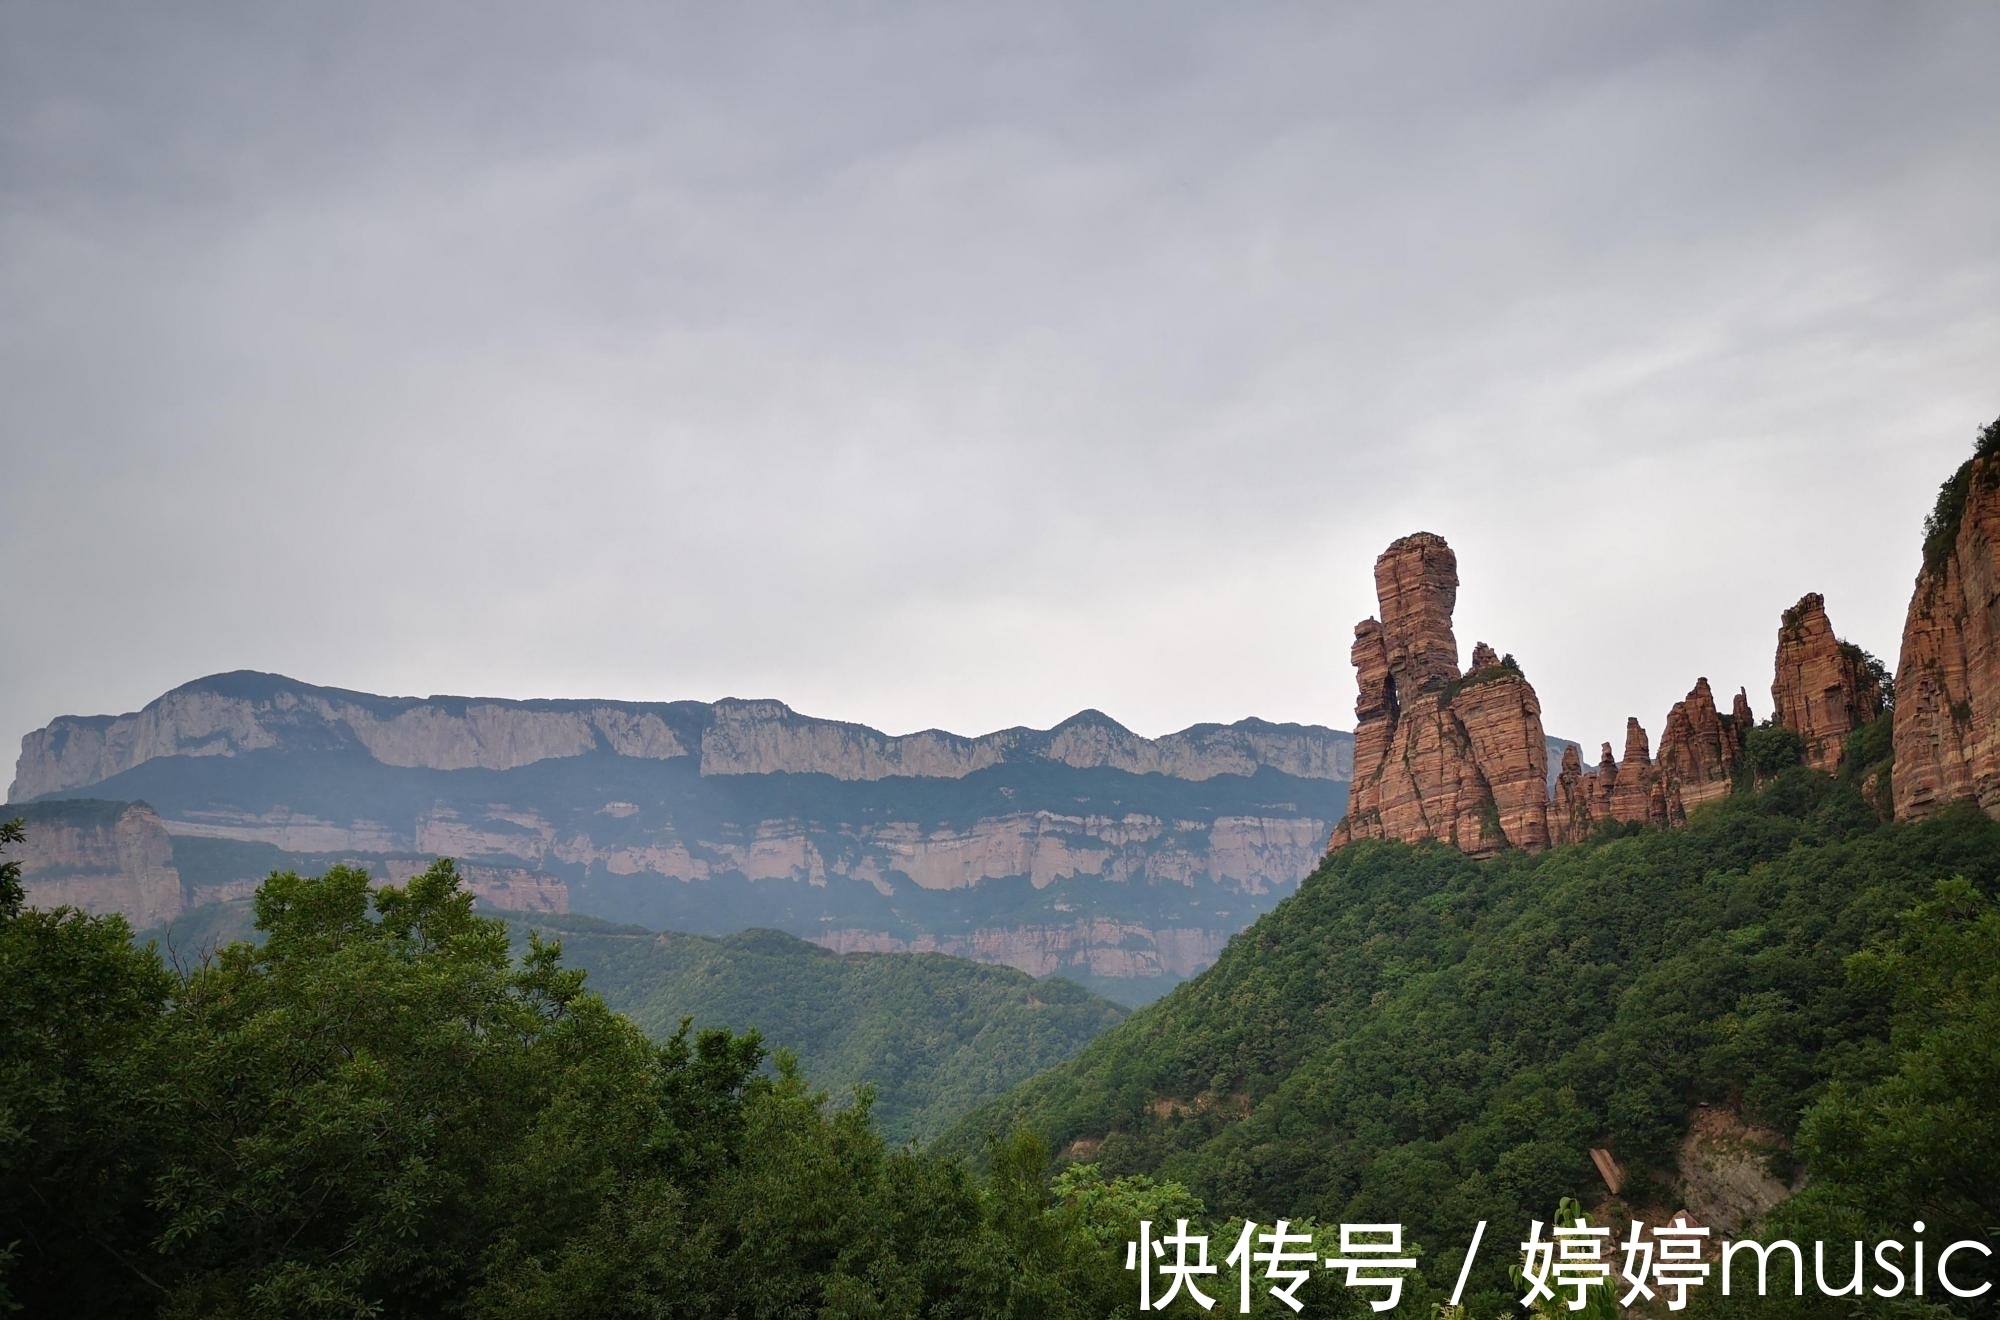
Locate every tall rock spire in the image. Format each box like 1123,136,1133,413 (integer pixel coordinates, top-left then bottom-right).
1770,592,1884,775
1330,533,1550,858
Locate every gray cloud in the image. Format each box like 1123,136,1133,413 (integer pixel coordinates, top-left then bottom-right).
3,0,1996,769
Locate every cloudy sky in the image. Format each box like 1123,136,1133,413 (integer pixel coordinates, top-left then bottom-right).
3,1,1996,772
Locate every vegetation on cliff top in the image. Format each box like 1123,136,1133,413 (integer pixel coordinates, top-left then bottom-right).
1922,414,2000,573
947,767,2000,1317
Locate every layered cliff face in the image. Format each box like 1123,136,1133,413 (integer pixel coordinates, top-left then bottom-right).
8,800,185,928
12,672,1352,801
1330,533,1551,858
3,798,572,927
1894,427,2000,820
1772,593,1885,774
11,675,1352,1001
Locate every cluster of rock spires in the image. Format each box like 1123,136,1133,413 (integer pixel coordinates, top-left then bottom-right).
1330,533,1890,858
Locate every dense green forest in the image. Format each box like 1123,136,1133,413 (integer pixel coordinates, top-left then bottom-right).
141,900,1127,1146
0,839,1192,1319
948,752,2000,1317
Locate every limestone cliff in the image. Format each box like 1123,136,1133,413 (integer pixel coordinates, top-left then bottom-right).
8,800,184,928
1894,424,2000,819
1330,533,1551,858
1771,593,1884,774
12,672,1353,800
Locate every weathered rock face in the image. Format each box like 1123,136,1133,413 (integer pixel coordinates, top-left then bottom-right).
9,800,185,928
1548,682,1752,845
1657,679,1744,814
1771,593,1884,774
3,799,576,926
1894,437,2000,819
1674,1105,1804,1238
11,672,1354,801
1330,533,1551,858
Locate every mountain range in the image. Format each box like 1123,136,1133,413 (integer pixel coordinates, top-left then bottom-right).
16,677,1529,1001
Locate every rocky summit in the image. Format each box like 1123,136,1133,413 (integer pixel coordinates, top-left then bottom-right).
1333,525,1905,857
1331,532,1553,858
1772,592,1886,775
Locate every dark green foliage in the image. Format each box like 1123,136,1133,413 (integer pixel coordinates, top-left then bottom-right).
0,817,20,918
1744,720,1806,777
1922,415,2000,573
0,819,179,1317
1840,714,1897,819
0,847,1158,1318
948,774,2000,1313
1838,640,1895,712
137,902,1127,1143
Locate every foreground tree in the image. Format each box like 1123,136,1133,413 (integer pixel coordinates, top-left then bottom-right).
0,818,178,1316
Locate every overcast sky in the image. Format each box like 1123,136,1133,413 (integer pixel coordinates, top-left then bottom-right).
3,2,1997,775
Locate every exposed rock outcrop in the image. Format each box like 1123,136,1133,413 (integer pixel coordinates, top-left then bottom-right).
1771,593,1884,774
1674,1106,1802,1238
8,800,185,927
12,672,1354,800
1330,533,1551,858
1608,719,1661,827
1548,683,1750,845
1657,678,1745,814
1894,429,2000,820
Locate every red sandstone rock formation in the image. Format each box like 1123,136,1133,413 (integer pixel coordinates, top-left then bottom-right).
1330,533,1550,858
1771,593,1885,774
1895,432,2000,819
1549,682,1751,845
1607,718,1659,826
1658,678,1743,813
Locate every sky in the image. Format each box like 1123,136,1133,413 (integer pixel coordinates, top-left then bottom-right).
3,1,1997,774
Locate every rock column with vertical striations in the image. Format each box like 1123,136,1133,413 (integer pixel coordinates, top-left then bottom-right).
1894,426,2000,819
1771,593,1884,775
1657,678,1745,813
1330,533,1550,858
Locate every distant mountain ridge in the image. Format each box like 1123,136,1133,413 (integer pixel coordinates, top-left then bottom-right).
11,670,1355,800
9,672,1583,1001
10,673,1379,1001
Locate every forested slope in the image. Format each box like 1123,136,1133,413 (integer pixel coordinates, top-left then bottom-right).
510,916,1127,1142
948,749,2000,1315
138,899,1127,1144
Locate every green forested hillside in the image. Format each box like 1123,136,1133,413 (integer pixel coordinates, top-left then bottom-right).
509,916,1126,1142
140,901,1127,1144
947,764,2000,1316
